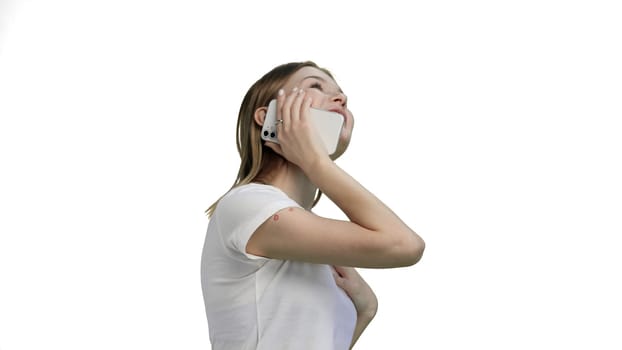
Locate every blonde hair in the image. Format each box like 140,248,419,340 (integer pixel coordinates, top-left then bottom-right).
205,61,335,217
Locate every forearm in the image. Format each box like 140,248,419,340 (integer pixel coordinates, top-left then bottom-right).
306,158,411,234
350,310,375,349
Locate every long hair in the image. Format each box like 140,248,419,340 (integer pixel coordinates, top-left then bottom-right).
205,61,335,217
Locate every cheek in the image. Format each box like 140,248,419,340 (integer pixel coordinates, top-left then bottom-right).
345,110,355,129
340,113,354,139
305,91,327,107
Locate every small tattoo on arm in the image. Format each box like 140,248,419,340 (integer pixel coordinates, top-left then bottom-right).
274,208,293,221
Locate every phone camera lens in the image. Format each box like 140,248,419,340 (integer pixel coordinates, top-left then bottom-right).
270,132,276,138
263,130,269,137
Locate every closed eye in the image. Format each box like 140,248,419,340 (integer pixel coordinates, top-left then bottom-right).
309,82,323,91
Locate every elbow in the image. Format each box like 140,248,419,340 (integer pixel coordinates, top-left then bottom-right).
373,229,425,268
409,236,426,266
396,233,425,267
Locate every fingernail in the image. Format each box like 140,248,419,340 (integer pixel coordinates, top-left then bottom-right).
278,89,284,96
292,87,298,92
298,89,305,95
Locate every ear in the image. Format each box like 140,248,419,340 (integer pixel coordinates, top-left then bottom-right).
254,107,268,127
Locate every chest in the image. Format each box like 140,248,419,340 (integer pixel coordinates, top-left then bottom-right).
256,261,357,322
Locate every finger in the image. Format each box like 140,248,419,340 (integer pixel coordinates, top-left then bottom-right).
331,265,342,277
332,265,348,278
331,270,345,288
275,88,285,124
280,86,298,131
334,265,357,279
300,95,313,122
290,88,306,123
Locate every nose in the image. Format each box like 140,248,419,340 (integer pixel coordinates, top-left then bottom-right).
332,91,347,107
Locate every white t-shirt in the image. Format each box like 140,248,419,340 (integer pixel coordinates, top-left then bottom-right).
201,183,357,350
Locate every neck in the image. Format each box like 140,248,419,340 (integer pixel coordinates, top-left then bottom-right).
260,161,317,210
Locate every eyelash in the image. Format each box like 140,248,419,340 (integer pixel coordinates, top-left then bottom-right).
309,82,323,91
308,82,346,106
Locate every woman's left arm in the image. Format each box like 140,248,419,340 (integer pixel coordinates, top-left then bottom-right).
331,265,378,349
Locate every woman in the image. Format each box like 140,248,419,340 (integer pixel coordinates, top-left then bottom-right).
201,61,425,349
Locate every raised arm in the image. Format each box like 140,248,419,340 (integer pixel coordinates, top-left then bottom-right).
246,88,424,268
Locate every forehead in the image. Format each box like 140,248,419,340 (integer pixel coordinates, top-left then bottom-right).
285,66,339,88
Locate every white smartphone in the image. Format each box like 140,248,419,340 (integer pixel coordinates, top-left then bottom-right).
261,99,344,155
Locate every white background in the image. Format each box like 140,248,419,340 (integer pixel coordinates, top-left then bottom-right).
1,0,621,349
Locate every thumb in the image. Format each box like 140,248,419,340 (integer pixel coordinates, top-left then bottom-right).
331,267,345,287
332,265,354,278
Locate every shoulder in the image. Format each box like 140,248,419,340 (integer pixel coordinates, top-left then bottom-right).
214,183,299,220
225,183,286,198
219,183,289,206
213,183,301,259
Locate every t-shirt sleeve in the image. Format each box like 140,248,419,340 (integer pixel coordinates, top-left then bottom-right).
215,185,300,261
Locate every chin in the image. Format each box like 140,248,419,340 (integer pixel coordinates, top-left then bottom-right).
330,134,352,160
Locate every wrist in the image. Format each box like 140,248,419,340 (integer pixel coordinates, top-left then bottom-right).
357,302,378,320
301,154,333,179
357,308,377,322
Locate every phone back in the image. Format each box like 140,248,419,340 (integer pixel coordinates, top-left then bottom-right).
261,99,344,155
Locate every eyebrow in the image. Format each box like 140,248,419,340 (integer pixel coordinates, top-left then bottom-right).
301,75,343,93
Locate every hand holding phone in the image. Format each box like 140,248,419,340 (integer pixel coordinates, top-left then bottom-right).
261,99,344,155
